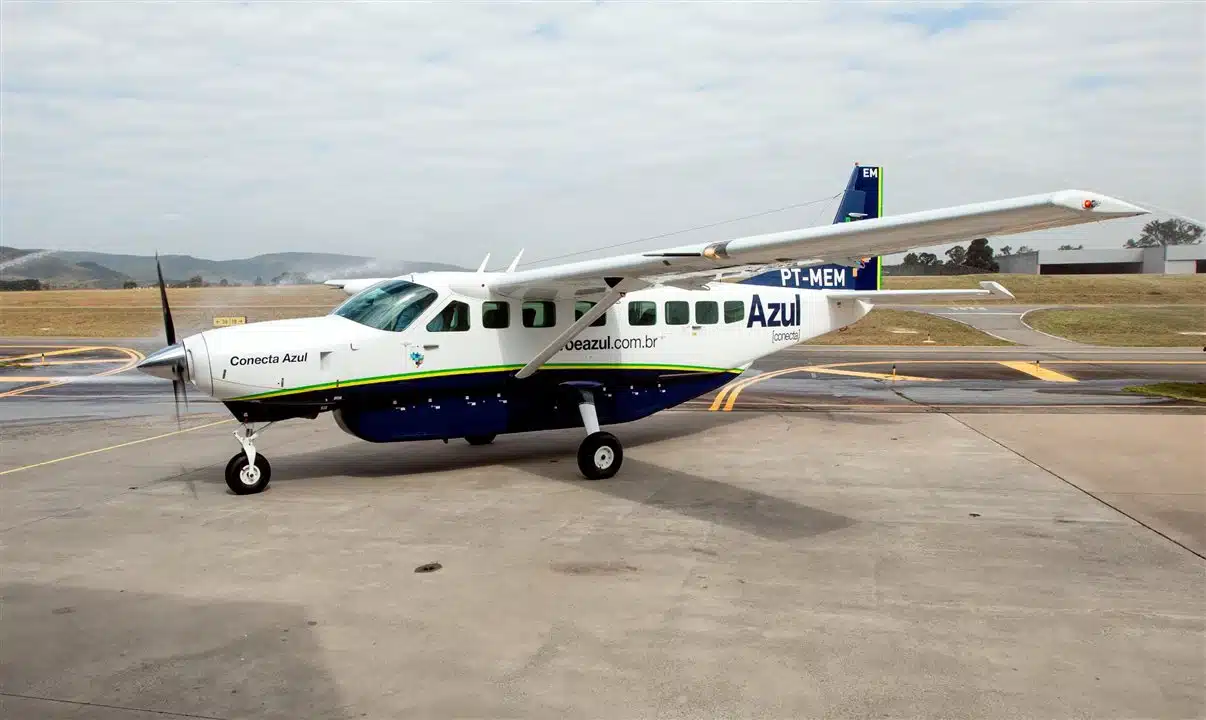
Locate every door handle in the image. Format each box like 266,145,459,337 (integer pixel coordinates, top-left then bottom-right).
423,344,440,350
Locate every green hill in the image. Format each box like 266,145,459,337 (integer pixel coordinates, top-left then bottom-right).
0,247,465,288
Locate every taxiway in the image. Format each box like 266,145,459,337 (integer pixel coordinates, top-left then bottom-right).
1,339,1203,719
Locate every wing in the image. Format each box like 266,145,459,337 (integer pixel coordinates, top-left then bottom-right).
488,189,1147,299
323,278,392,295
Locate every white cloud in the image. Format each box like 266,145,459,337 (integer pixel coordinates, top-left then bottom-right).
2,1,1203,267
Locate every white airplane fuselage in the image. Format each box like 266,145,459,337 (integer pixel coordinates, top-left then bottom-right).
167,272,869,442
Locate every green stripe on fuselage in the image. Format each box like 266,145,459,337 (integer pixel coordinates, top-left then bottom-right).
228,362,743,402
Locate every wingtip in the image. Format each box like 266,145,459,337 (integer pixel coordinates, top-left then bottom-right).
978,280,1015,300
1052,190,1149,217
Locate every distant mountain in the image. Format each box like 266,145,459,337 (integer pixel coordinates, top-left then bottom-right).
0,246,465,289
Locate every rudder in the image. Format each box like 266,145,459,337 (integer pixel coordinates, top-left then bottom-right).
739,163,882,290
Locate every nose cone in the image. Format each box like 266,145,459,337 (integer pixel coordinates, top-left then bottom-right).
136,343,187,381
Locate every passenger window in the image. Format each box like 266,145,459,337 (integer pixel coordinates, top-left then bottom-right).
695,301,719,325
724,300,745,324
427,300,470,332
665,301,689,325
575,301,606,327
628,301,656,326
482,301,509,329
522,301,556,328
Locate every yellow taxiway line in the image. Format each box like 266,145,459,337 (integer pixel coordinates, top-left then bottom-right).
709,364,939,412
0,418,233,477
709,356,1206,412
0,346,145,398
2,358,132,367
996,361,1079,383
0,346,109,364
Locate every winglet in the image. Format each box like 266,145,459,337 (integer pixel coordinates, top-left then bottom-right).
477,253,492,273
506,249,525,273
979,280,1015,300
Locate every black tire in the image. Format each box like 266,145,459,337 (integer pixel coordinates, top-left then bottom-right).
225,452,271,495
465,434,496,446
577,431,623,480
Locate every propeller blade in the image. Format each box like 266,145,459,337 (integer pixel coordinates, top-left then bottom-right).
171,377,182,430
180,370,190,413
155,252,176,346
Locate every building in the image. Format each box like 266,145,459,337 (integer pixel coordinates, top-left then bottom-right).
996,244,1206,275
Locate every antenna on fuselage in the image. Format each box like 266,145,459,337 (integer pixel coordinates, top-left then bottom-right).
476,253,492,273
505,248,525,273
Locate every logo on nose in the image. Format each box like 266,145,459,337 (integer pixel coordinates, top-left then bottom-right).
409,351,424,368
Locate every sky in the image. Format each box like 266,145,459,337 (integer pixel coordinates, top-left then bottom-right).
3,1,1204,270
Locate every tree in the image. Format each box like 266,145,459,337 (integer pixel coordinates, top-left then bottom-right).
254,276,265,286
186,275,204,288
1058,244,1084,250
1017,245,1034,254
903,252,920,266
219,278,229,287
998,245,1013,256
964,238,999,271
122,280,138,289
1124,218,1203,248
944,245,966,266
917,252,939,266
0,278,41,291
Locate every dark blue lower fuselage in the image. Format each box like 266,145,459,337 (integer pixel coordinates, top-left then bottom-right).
222,366,738,442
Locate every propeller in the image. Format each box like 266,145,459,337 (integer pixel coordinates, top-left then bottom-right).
154,253,188,428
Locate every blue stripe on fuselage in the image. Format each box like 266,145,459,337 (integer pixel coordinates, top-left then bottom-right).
223,366,737,438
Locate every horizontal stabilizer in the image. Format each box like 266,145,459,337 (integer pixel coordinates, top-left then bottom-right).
826,280,1015,304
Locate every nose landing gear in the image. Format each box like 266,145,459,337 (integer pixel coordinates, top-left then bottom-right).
225,422,275,495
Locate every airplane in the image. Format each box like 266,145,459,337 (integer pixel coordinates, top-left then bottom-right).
135,163,1148,495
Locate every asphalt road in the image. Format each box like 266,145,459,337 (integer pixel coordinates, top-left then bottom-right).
2,339,1203,426
3,337,1203,719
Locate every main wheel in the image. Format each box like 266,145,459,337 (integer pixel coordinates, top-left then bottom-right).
225,452,271,495
465,434,496,446
577,431,623,480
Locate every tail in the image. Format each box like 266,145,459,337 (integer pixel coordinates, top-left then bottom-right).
739,163,883,290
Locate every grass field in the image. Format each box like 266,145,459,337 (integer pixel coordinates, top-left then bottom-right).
1023,306,1206,347
883,273,1206,305
0,275,1203,341
804,309,1013,346
0,286,341,337
1122,382,1206,402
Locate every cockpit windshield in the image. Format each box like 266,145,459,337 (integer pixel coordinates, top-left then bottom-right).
331,279,438,332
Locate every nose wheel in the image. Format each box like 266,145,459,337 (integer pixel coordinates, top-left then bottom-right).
226,452,271,495
225,422,275,495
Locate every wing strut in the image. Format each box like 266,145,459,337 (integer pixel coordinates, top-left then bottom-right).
514,282,627,379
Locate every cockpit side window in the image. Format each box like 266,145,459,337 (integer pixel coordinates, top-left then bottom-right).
331,279,438,332
426,301,471,332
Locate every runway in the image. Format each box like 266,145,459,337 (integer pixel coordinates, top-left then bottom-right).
2,339,1201,427
691,344,1206,414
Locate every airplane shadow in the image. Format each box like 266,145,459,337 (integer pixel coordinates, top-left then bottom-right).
244,412,857,543
269,412,754,482
516,456,856,542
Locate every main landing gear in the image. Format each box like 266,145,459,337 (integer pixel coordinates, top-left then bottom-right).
574,390,622,480
225,422,275,495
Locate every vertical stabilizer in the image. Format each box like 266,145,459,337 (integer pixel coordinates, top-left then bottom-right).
739,163,883,290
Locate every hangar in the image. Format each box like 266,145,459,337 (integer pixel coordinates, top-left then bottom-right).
996,244,1206,275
